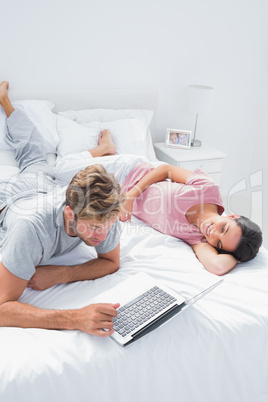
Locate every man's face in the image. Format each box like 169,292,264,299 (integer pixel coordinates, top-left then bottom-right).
73,215,117,246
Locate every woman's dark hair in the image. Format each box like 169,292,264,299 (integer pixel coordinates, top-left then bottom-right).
232,216,262,262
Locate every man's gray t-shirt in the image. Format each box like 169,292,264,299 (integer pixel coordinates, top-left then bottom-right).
0,186,121,281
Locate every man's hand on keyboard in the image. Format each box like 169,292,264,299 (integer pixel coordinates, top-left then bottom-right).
73,303,120,336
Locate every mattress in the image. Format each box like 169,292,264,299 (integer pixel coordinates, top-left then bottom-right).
0,89,267,402
0,215,267,402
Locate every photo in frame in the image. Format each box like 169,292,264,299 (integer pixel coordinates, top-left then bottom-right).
165,128,191,149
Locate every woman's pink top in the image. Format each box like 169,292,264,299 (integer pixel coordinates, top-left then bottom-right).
122,162,224,245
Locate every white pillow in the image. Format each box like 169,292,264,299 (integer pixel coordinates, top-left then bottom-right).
58,108,156,160
0,150,19,167
0,164,20,179
97,118,147,157
59,108,153,128
13,100,59,153
56,115,100,157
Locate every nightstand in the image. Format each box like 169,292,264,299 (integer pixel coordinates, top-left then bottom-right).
154,143,226,185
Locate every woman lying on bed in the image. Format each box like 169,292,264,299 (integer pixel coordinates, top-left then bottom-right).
55,135,262,276
1,85,260,278
118,160,262,275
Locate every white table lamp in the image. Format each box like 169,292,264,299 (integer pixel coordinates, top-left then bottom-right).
187,85,214,147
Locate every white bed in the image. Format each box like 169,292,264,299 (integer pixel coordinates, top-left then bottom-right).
0,90,267,402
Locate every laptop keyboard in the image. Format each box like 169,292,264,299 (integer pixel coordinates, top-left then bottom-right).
113,286,177,337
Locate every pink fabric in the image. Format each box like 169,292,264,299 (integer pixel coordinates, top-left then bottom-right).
122,163,224,245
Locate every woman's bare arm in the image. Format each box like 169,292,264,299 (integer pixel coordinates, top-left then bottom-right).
127,164,192,198
191,242,238,275
119,164,192,221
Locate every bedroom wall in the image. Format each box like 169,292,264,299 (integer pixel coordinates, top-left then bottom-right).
2,0,268,246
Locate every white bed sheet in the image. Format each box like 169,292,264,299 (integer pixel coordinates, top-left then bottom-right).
1,88,267,402
0,215,267,402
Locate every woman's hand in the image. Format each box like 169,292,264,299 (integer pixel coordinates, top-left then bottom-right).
119,193,134,222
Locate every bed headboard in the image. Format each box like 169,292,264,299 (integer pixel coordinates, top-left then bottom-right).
9,88,158,137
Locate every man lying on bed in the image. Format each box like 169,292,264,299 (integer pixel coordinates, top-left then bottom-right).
0,81,122,337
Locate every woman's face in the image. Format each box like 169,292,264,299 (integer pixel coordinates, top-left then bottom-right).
200,214,242,252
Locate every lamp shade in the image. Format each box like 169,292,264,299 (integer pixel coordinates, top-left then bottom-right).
187,85,214,114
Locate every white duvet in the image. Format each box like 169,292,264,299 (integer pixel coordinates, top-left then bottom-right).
0,155,268,402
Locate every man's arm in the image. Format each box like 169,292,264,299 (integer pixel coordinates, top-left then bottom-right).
191,242,238,275
0,261,119,335
119,164,193,221
28,244,120,291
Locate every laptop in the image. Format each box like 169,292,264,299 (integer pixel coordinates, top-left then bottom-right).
95,272,223,346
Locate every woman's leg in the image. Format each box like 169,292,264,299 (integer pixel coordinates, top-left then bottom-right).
54,151,146,185
89,129,116,157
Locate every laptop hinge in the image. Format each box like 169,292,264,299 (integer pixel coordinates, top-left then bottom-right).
124,302,186,346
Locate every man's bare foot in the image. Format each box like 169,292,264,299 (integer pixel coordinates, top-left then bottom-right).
0,81,9,103
0,81,14,117
98,129,116,155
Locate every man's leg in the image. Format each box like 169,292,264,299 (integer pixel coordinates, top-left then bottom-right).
0,81,48,173
0,81,114,167
0,82,14,117
0,81,56,207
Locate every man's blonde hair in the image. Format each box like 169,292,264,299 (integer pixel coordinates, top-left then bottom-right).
66,164,124,222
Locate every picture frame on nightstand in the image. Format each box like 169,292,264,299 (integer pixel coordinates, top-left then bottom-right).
165,128,191,150
154,142,226,186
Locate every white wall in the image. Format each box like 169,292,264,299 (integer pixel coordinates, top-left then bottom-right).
2,0,268,245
